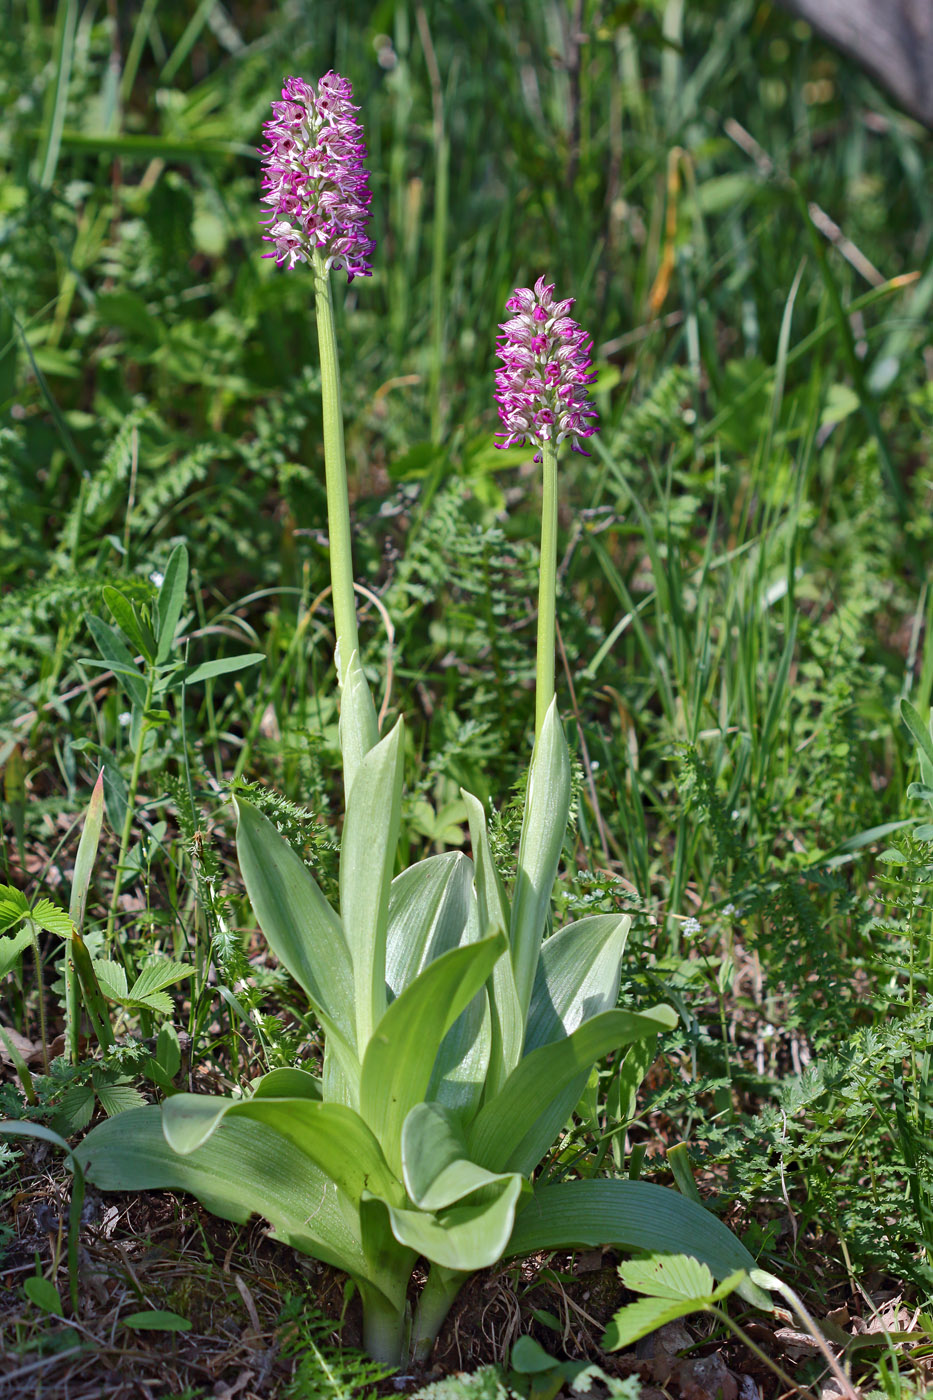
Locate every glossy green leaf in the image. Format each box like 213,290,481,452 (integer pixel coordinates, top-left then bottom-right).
75,1106,369,1279
155,543,189,664
603,1255,747,1350
425,890,491,1122
235,798,358,1088
250,1066,322,1100
402,1102,516,1211
507,1179,770,1309
121,1309,192,1332
381,1171,525,1271
340,719,405,1051
509,701,571,1021
526,915,631,1052
386,851,473,996
338,648,380,801
462,789,522,1095
469,1005,678,1175
162,1094,402,1205
360,933,507,1177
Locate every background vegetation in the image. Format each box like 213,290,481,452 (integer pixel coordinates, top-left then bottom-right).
2,0,933,1394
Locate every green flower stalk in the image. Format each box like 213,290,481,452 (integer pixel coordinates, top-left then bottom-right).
494,275,598,738
260,72,378,787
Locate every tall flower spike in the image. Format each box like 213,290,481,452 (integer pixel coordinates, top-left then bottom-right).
260,72,375,281
494,275,598,458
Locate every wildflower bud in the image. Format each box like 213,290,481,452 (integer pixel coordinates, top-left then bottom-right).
495,275,598,459
259,73,375,281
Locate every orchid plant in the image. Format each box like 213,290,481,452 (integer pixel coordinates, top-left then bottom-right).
72,72,767,1366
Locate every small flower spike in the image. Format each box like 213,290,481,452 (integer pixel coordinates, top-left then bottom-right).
494,275,598,458
260,72,375,281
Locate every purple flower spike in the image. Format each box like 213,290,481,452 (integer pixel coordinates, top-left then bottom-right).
494,275,599,458
260,72,374,281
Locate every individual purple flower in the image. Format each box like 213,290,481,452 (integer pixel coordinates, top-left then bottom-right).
259,72,375,281
494,276,599,458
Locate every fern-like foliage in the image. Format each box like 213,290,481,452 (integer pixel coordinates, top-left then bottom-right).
278,1298,395,1400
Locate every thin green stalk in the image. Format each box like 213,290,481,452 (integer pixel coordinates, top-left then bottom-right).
312,249,360,685
535,440,559,741
105,672,156,954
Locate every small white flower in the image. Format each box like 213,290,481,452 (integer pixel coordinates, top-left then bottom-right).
731,809,740,821
150,570,165,588
723,903,736,918
682,916,702,938
118,712,131,726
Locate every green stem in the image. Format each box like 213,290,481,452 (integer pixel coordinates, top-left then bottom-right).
106,670,156,955
410,1266,469,1364
710,1307,815,1400
535,440,559,742
360,1289,409,1368
312,249,360,685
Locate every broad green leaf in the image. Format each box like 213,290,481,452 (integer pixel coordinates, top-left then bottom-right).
386,852,473,996
506,1179,770,1309
122,1309,191,1332
425,890,491,1123
462,789,522,1095
509,700,571,1022
129,958,195,1000
30,899,73,938
75,1106,369,1280
183,652,265,686
469,1005,678,1176
24,1275,63,1315
155,1024,181,1079
380,1172,525,1271
402,1103,517,1211
69,769,104,930
93,958,128,1000
360,933,507,1178
250,1066,322,1100
86,614,147,708
155,543,189,664
133,991,172,1014
235,798,358,1089
525,914,630,1052
162,1094,402,1205
338,648,380,802
340,719,405,1051
103,586,156,663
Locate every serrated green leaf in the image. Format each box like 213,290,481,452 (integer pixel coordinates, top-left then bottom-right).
603,1294,699,1350
129,958,195,1000
30,898,74,937
131,990,173,1014
93,959,128,1000
95,1077,146,1116
0,885,31,931
620,1252,713,1300
0,926,32,974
